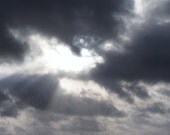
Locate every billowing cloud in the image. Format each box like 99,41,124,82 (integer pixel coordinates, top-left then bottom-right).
0,0,133,60
89,5,170,101
0,74,125,118
91,23,170,82
0,0,170,135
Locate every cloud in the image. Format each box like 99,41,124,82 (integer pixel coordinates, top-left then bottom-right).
0,24,28,62
0,0,133,58
0,0,170,134
0,74,125,118
49,92,125,117
124,81,150,99
161,89,170,97
140,102,168,115
60,117,104,132
89,22,170,102
0,74,58,110
92,23,170,82
0,91,19,117
78,0,170,102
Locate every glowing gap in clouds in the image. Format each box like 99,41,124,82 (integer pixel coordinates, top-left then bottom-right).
10,29,104,74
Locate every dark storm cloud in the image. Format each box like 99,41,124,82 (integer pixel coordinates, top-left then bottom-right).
0,24,28,62
0,0,133,58
0,74,125,117
92,23,170,81
90,23,170,101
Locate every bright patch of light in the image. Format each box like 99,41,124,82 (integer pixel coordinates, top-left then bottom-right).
101,41,123,53
134,0,143,16
102,42,114,51
59,78,109,100
42,44,102,73
80,39,84,44
9,30,104,73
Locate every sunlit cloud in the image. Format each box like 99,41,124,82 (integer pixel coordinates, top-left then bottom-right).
0,29,104,76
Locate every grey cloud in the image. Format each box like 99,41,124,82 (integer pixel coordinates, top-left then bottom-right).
0,25,28,62
0,1,170,134
92,23,170,82
151,1,170,17
0,74,58,110
0,0,133,59
124,82,150,99
140,102,168,115
0,74,58,117
89,80,134,103
90,23,170,101
0,91,9,102
60,117,104,132
49,93,126,117
0,74,125,117
0,91,19,117
161,89,170,97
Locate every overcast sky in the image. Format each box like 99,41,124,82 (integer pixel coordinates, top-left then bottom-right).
0,0,170,135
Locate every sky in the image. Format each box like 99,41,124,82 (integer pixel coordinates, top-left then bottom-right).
0,0,170,134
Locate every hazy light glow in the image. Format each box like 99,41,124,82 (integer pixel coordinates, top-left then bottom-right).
9,30,104,74
134,0,143,16
42,44,102,73
59,78,109,100
72,35,99,49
